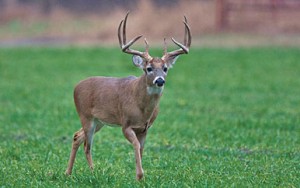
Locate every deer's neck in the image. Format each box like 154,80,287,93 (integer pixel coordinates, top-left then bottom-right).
134,74,162,112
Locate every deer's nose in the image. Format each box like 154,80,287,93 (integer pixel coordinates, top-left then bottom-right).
154,77,165,87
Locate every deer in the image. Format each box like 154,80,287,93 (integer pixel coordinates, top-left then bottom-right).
65,12,191,180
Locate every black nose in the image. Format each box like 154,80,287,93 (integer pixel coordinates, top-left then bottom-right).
155,77,165,87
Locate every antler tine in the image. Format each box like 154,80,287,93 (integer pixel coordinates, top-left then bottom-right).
118,18,142,52
171,37,189,54
184,21,192,48
163,38,167,54
122,12,130,44
183,16,188,45
144,38,149,53
123,35,143,51
118,20,124,49
118,12,152,60
162,17,192,59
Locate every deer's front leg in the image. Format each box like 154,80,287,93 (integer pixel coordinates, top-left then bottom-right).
137,131,147,159
122,127,144,180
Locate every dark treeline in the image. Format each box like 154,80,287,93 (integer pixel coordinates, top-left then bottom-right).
0,0,183,13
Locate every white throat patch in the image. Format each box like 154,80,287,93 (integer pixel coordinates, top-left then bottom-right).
147,86,164,95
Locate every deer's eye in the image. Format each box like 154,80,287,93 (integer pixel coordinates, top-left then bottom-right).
146,67,153,72
163,67,168,73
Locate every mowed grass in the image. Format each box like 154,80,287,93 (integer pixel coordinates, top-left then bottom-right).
0,47,299,187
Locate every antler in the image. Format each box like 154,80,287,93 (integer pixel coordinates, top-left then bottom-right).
118,12,152,61
162,16,192,60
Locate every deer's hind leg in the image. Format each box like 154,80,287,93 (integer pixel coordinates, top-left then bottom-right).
65,117,103,175
83,118,104,171
65,128,85,175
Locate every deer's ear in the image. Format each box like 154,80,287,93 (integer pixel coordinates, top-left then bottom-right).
164,56,179,68
132,55,145,68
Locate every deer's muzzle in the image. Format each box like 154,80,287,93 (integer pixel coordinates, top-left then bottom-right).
153,76,165,87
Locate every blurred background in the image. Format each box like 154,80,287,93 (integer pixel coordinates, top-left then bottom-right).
0,0,300,47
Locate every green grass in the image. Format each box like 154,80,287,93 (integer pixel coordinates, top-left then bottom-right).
0,47,299,187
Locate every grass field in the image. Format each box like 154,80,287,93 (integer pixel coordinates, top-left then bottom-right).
0,47,299,187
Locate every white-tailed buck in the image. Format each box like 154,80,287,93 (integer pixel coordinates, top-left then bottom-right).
65,12,191,180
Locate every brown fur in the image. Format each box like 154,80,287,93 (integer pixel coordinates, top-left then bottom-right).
74,74,160,127
65,71,162,180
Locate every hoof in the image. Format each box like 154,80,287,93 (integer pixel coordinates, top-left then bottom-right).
136,171,144,181
65,170,72,176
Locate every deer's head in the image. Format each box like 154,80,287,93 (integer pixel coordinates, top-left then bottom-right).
118,12,191,90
